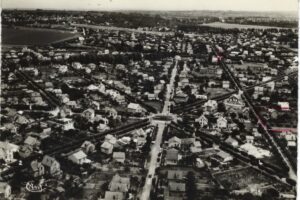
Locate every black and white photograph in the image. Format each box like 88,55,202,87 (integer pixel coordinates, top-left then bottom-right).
0,0,298,199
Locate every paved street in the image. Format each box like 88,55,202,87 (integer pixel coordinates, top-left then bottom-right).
140,60,178,200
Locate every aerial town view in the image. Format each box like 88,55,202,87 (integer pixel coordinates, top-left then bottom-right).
0,0,298,199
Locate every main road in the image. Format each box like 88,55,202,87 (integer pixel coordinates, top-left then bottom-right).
140,59,178,200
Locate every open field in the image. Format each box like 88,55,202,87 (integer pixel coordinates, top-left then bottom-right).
200,22,291,30
2,26,80,45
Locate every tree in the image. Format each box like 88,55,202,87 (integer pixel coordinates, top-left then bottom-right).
241,192,255,200
261,188,279,200
217,102,226,113
186,171,197,200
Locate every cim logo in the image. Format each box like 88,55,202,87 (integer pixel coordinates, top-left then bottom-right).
26,181,44,193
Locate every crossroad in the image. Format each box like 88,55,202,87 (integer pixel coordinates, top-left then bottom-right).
140,60,178,200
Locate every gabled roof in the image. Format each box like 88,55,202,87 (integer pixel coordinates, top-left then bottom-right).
168,136,182,144
30,160,43,171
69,150,87,160
127,103,141,110
217,151,232,160
24,136,38,146
101,141,113,149
225,137,238,145
42,155,59,167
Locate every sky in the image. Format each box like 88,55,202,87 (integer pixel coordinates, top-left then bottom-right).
2,0,298,12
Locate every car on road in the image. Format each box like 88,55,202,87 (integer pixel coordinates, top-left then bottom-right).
148,174,152,178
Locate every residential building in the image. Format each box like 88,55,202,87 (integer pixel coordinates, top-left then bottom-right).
0,182,11,199
113,152,126,163
108,174,130,192
42,155,61,176
165,149,179,166
101,141,114,155
30,160,45,178
0,141,19,163
168,137,181,148
68,150,89,165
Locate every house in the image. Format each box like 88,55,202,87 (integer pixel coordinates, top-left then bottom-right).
203,100,218,112
181,138,195,145
118,137,131,146
132,128,146,138
104,107,118,119
30,160,45,178
136,137,147,148
127,103,144,113
68,150,89,165
0,182,11,199
104,191,124,200
105,134,117,146
167,170,186,180
216,151,233,163
168,137,181,148
109,174,130,192
240,143,271,159
190,141,202,153
13,114,29,125
284,132,297,142
217,117,227,129
0,141,19,163
97,123,110,132
287,141,296,147
254,86,264,95
225,137,239,147
42,155,61,176
81,141,95,154
82,108,95,121
222,81,230,89
195,115,208,128
196,158,205,168
180,79,189,87
165,149,179,166
246,136,255,144
57,118,74,131
101,141,114,155
278,102,290,111
224,93,245,111
24,136,40,148
174,92,188,103
94,115,109,125
91,101,100,110
19,145,33,158
113,152,126,163
146,93,157,100
59,106,72,118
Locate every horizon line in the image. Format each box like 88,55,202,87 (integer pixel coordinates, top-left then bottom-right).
2,8,298,13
